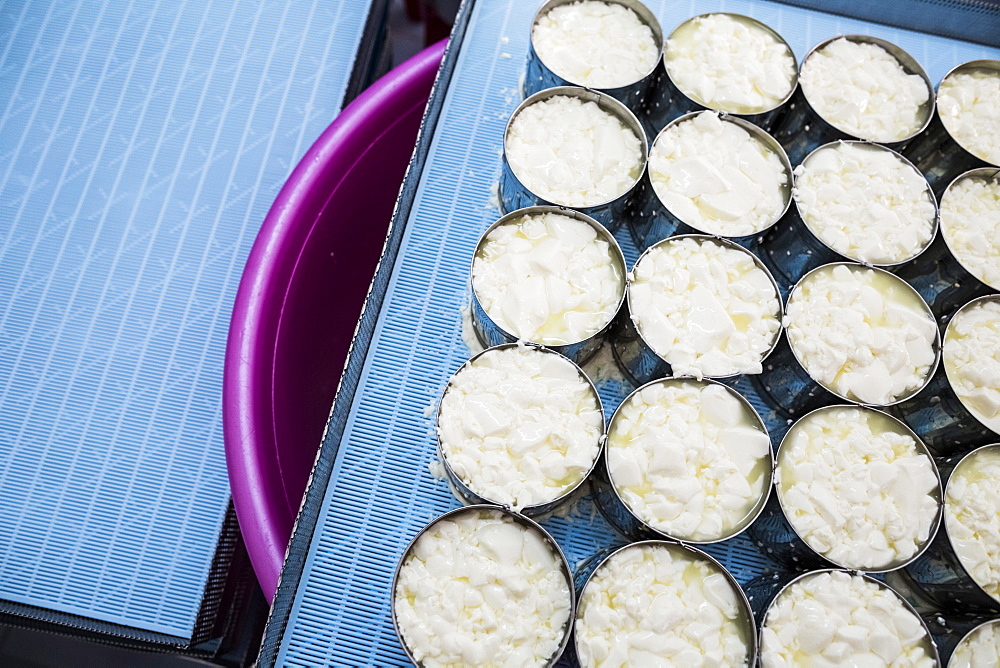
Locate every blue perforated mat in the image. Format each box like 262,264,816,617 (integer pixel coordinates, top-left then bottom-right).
263,0,1000,665
0,0,373,640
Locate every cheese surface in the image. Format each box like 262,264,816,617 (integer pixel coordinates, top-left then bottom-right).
760,570,936,668
944,298,1000,434
794,142,936,264
648,111,789,236
506,95,643,207
938,67,1000,165
473,212,624,345
786,264,937,405
941,173,1000,289
945,445,1000,604
394,509,571,667
532,1,658,88
665,13,796,114
438,346,603,509
576,543,750,667
951,620,1000,668
800,37,931,142
607,379,771,541
777,406,940,570
630,236,781,378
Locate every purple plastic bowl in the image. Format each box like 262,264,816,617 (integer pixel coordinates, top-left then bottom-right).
223,41,446,601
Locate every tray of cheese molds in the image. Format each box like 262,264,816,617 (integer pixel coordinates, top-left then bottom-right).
258,0,1000,665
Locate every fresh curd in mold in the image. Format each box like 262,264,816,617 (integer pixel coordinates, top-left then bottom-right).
506,95,643,208
777,406,940,570
438,346,603,509
951,620,1000,668
648,111,789,236
532,1,658,88
607,380,771,542
941,173,1000,289
394,509,571,667
938,68,1000,165
945,445,1000,604
794,142,936,264
944,298,1000,435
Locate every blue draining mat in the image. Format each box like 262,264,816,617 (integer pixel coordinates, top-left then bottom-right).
0,0,373,640
263,0,1000,665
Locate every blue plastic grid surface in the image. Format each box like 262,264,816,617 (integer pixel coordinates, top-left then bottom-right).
273,1,1000,665
0,0,372,638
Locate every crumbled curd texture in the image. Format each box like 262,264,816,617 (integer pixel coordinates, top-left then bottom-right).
506,95,643,207
649,111,789,236
473,213,623,345
941,174,1000,289
800,38,930,142
951,621,1000,668
608,380,771,541
794,142,935,264
938,69,1000,165
631,237,781,378
576,544,749,667
786,264,937,405
777,407,939,570
944,299,1000,434
761,571,935,668
438,346,603,509
665,13,796,113
532,1,658,88
394,511,571,667
945,446,1000,603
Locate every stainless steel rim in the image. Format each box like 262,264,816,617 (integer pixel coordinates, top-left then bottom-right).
939,167,1000,289
935,60,1000,167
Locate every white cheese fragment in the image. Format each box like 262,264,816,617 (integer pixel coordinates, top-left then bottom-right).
506,95,643,208
800,37,931,142
438,346,603,509
951,620,1000,668
940,173,1000,289
608,379,771,541
630,236,781,378
532,1,658,89
761,571,936,668
938,67,1000,165
665,13,796,114
576,543,750,667
473,212,624,345
786,263,937,404
794,142,936,264
648,111,789,236
945,445,1000,604
944,298,1000,434
777,406,940,570
395,509,572,667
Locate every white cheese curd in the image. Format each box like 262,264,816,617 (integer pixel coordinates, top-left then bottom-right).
576,543,750,667
648,111,789,236
800,37,931,142
532,1,658,89
394,509,572,667
630,236,781,378
951,620,1000,668
786,264,938,404
777,407,940,570
607,379,771,541
438,346,603,510
941,173,1000,289
760,570,936,668
944,299,1000,434
944,445,1000,603
472,212,623,345
665,13,796,114
938,68,1000,165
794,142,936,264
506,95,643,208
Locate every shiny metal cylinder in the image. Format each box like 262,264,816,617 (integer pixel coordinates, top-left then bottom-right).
627,111,792,251
772,35,934,166
922,614,999,666
500,86,647,231
470,206,627,365
904,60,1000,195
